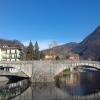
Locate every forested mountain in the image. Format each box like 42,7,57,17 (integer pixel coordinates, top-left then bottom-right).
42,42,78,56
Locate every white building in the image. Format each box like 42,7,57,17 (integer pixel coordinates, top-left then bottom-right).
0,45,22,61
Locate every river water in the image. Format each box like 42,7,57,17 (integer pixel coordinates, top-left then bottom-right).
0,66,100,100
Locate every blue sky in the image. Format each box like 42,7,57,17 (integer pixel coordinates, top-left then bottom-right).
0,0,100,50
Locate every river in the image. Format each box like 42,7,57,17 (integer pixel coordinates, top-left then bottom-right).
0,66,100,100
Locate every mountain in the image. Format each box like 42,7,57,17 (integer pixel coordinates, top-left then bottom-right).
42,42,78,56
42,26,100,61
73,26,100,60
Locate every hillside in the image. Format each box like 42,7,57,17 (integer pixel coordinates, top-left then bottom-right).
73,26,100,60
42,42,78,56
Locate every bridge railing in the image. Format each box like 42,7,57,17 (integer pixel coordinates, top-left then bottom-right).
0,60,100,63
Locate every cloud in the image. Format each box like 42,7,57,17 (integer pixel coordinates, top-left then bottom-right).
22,40,64,50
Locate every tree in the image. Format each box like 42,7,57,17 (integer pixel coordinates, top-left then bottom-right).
48,41,58,55
26,41,34,60
56,56,60,60
20,49,26,60
34,41,40,60
48,41,58,49
40,51,45,59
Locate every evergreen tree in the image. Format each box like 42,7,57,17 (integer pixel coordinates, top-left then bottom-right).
26,41,34,60
34,41,40,60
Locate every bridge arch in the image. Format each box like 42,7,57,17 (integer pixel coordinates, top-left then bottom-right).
0,63,30,78
0,61,100,82
54,61,100,77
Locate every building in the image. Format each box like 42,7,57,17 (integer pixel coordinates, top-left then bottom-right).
0,45,22,61
45,54,57,60
67,54,80,60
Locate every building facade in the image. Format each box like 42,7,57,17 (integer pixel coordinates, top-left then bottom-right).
67,54,80,60
45,54,57,60
0,45,22,61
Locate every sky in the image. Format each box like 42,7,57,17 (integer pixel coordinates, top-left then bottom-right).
0,0,100,50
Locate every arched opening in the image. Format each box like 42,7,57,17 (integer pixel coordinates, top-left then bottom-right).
54,64,100,96
74,65,100,72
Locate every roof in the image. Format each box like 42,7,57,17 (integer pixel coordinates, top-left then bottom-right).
0,46,22,50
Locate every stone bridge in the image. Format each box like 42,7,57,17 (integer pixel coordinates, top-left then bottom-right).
0,60,100,82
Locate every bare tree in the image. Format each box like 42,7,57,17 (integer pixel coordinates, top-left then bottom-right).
48,41,58,49
48,41,58,59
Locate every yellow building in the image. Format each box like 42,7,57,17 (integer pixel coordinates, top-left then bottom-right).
45,54,56,60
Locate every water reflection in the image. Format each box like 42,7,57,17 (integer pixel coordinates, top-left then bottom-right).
56,68,100,96
13,82,100,100
1,66,100,100
13,68,100,100
60,73,80,86
0,79,29,100
13,83,71,100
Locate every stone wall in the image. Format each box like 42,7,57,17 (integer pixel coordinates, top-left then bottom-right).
0,60,100,82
